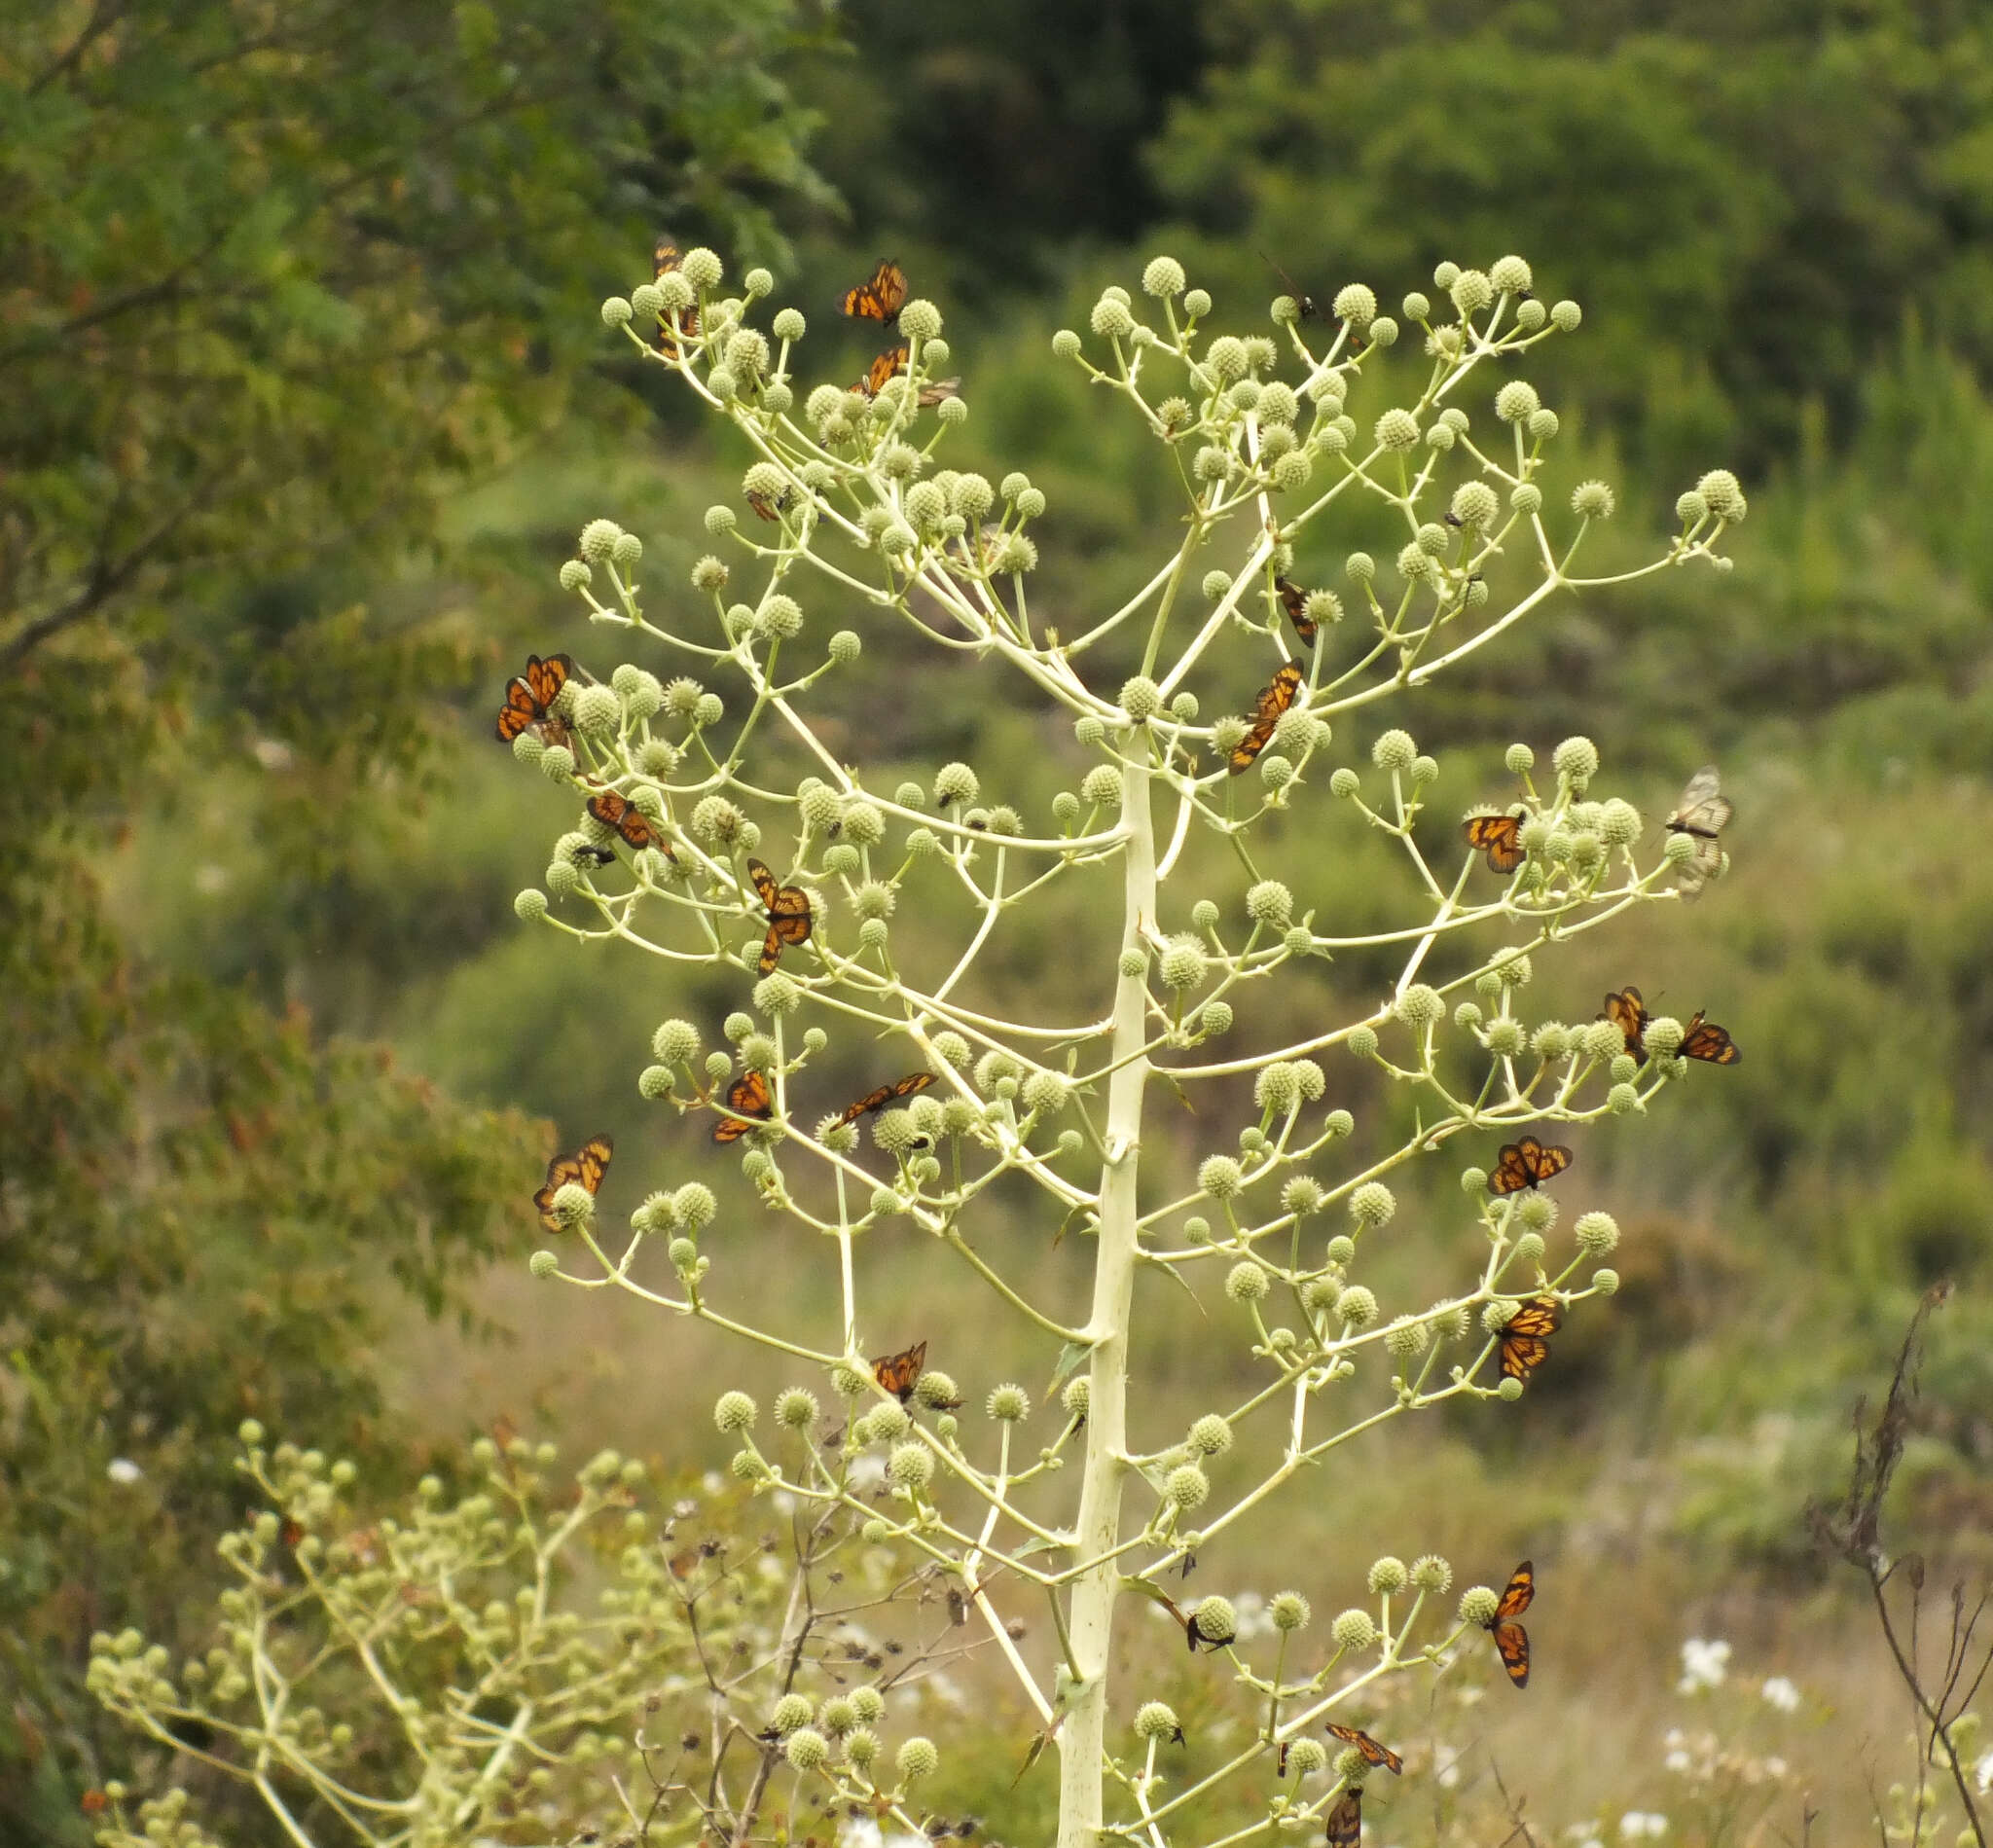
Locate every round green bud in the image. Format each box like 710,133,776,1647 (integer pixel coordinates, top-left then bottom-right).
1608,1081,1640,1114
1553,735,1600,783
673,247,720,291
1324,767,1360,803
1118,675,1165,724
715,1392,757,1432
1205,335,1249,383
770,1693,815,1734
1397,542,1436,583
528,1249,559,1278
1413,522,1449,560
1257,754,1294,791
1336,1286,1379,1327
1200,1154,1243,1200
846,1724,880,1766
1275,1176,1322,1221
740,1033,778,1073
514,887,552,924
1510,483,1544,518
1181,286,1212,317
1189,1595,1236,1645
1395,984,1443,1028
784,1727,829,1771
1165,1463,1210,1510
887,1443,934,1494
1495,380,1540,424
1550,299,1581,332
1374,407,1420,453
1531,1023,1572,1063
1161,936,1209,993
896,1735,940,1783
1254,1063,1301,1114
1528,408,1560,442
987,1383,1030,1423
1490,255,1533,296
1135,1700,1180,1741
579,518,624,563
934,762,979,806
1367,1555,1408,1595
1572,480,1616,520
689,555,729,595
569,684,618,737
1384,1315,1428,1360
637,1064,673,1100
1176,1414,1231,1462
1450,481,1500,529
1593,1266,1620,1294
774,1388,818,1431
1675,489,1708,525
1514,1214,1550,1253
1371,728,1417,773
820,1697,857,1736
673,1181,717,1231
753,974,802,1020
1396,1556,1447,1598
1484,1018,1525,1059
1225,1260,1270,1302
602,296,634,328
707,367,740,401
1347,1024,1379,1060
1697,468,1747,521
1114,948,1150,984
1227,380,1262,414
768,305,807,342
1332,283,1377,327
1447,267,1492,315
1091,295,1136,339
1330,1608,1377,1649
1051,326,1084,360
1197,1000,1235,1036
1349,1181,1395,1227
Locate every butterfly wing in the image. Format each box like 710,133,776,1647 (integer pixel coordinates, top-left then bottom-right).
862,342,909,396
653,237,681,280
1514,1136,1573,1186
1680,1011,1741,1066
1276,575,1318,645
1666,766,1731,839
746,858,781,910
838,1083,894,1128
890,1071,938,1104
574,1134,613,1197
1323,1789,1362,1848
1600,987,1649,1061
917,377,961,407
1325,1724,1402,1776
1494,1559,1536,1619
1497,1298,1561,1384
840,259,908,323
871,1340,927,1402
1463,812,1525,874
1488,1141,1532,1196
1228,665,1302,775
1490,1617,1532,1687
712,1069,774,1144
533,1134,613,1229
523,654,572,712
496,676,539,743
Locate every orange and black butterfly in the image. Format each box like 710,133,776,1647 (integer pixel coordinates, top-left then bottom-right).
839,258,908,326
1496,1295,1562,1387
651,236,702,357
836,1070,938,1128
587,790,672,858
1482,1560,1536,1688
1323,1787,1362,1848
1275,575,1318,646
745,486,793,523
871,1340,927,1403
495,652,574,743
1325,1723,1403,1777
747,858,814,973
1463,810,1526,874
533,1134,613,1230
1681,1009,1741,1066
1488,1136,1573,1196
1229,664,1303,776
712,1069,774,1144
854,342,908,397
1599,986,1650,1062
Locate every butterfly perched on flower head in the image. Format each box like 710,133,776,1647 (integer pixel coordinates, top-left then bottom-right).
836,1070,938,1129
1665,765,1732,899
1463,810,1526,874
1325,1723,1402,1776
587,790,672,858
495,652,574,743
852,341,909,398
651,237,701,357
871,1340,927,1403
712,1069,774,1144
1496,1295,1562,1387
533,1134,613,1230
1275,575,1318,647
1229,664,1303,775
839,258,908,326
746,858,814,973
1680,1009,1741,1066
1488,1136,1572,1196
1481,1559,1536,1687
1323,1787,1362,1848
1599,986,1650,1062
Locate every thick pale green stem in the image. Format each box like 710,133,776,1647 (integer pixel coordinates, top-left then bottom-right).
1058,757,1155,1848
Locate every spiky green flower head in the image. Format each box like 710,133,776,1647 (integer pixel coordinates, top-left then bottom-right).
1161,935,1210,994
1165,1463,1211,1510
1494,380,1541,425
769,1693,814,1736
1696,467,1748,522
1336,1286,1379,1328
1528,408,1560,444
1395,986,1444,1033
1191,1595,1237,1646
1135,1701,1180,1742
1514,298,1547,333
1349,1182,1396,1229
843,1723,882,1766
1488,255,1533,297
1367,1556,1409,1595
1200,1154,1244,1201
895,1735,940,1784
783,1727,829,1771
1177,1412,1231,1460
774,1388,818,1431
1384,1315,1428,1361
1458,1584,1502,1626
1329,283,1375,330
1571,480,1616,521
1330,1607,1377,1650
1091,293,1137,340
714,1391,757,1432
887,1443,934,1496
528,1249,559,1277
1225,1259,1270,1303
1372,407,1420,454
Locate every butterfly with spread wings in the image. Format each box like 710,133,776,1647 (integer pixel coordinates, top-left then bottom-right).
1275,575,1319,647
1229,664,1303,775
855,342,908,397
1496,1295,1562,1387
533,1134,613,1231
745,858,814,973
836,1071,938,1129
1488,1136,1573,1196
495,653,574,744
1599,986,1650,1062
1323,1788,1363,1848
1463,810,1526,874
839,258,908,327
1325,1724,1403,1776
587,790,673,859
651,237,701,358
872,1340,928,1403
712,1069,774,1145
1666,766,1732,899
1680,1009,1741,1066
1482,1560,1537,1688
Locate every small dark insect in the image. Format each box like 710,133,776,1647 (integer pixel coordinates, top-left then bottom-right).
745,486,794,522
1260,252,1320,321
1488,1136,1572,1196
1482,1559,1536,1687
